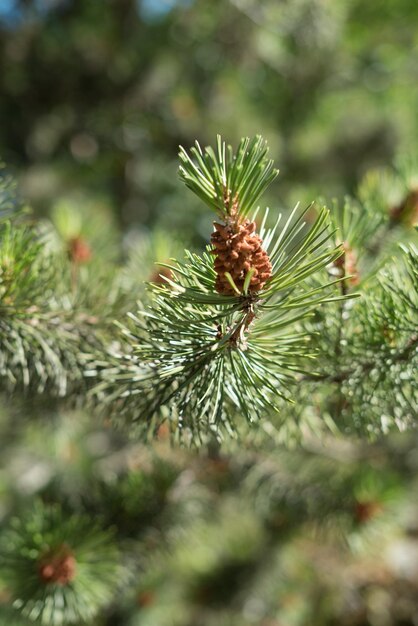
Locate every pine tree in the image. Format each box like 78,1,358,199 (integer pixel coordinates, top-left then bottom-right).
0,138,417,626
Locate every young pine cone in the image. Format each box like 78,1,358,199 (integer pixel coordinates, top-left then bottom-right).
334,242,360,288
38,545,76,585
210,219,272,296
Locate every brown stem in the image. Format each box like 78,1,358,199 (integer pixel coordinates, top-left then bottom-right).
225,296,258,348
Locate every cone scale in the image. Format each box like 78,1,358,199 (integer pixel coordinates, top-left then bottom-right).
210,207,272,296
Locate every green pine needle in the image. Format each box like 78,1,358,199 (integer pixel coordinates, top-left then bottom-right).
179,135,278,219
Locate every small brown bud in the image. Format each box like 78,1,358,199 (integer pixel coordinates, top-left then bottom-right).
354,500,382,524
157,421,170,439
68,236,92,264
137,590,155,608
150,265,173,285
38,545,76,585
334,242,360,288
390,188,418,226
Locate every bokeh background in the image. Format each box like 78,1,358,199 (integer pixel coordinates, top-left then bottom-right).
1,4,418,626
2,0,418,245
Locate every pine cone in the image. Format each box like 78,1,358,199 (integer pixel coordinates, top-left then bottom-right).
334,242,360,288
68,236,92,264
210,218,272,296
38,545,77,585
354,500,382,524
150,265,173,285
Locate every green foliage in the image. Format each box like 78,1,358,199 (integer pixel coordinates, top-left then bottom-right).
2,398,418,626
0,2,418,624
92,137,351,441
1,503,122,625
0,129,416,623
0,177,109,399
125,434,415,626
0,221,74,395
345,244,418,432
0,221,49,311
179,135,278,219
0,166,23,221
262,155,418,441
0,606,31,626
3,0,418,234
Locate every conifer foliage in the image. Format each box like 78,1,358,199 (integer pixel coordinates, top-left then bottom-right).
1,504,121,625
0,138,417,626
93,137,348,440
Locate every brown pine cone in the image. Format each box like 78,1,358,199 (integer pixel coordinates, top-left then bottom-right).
210,218,272,296
38,545,77,585
68,236,92,264
334,242,360,287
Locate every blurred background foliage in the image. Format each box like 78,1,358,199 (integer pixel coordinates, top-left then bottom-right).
1,3,418,625
2,0,418,244
2,399,418,626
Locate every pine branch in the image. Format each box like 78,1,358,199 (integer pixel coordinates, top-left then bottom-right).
0,181,107,402
301,332,418,384
0,503,123,626
93,137,351,441
296,242,418,434
131,430,417,626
